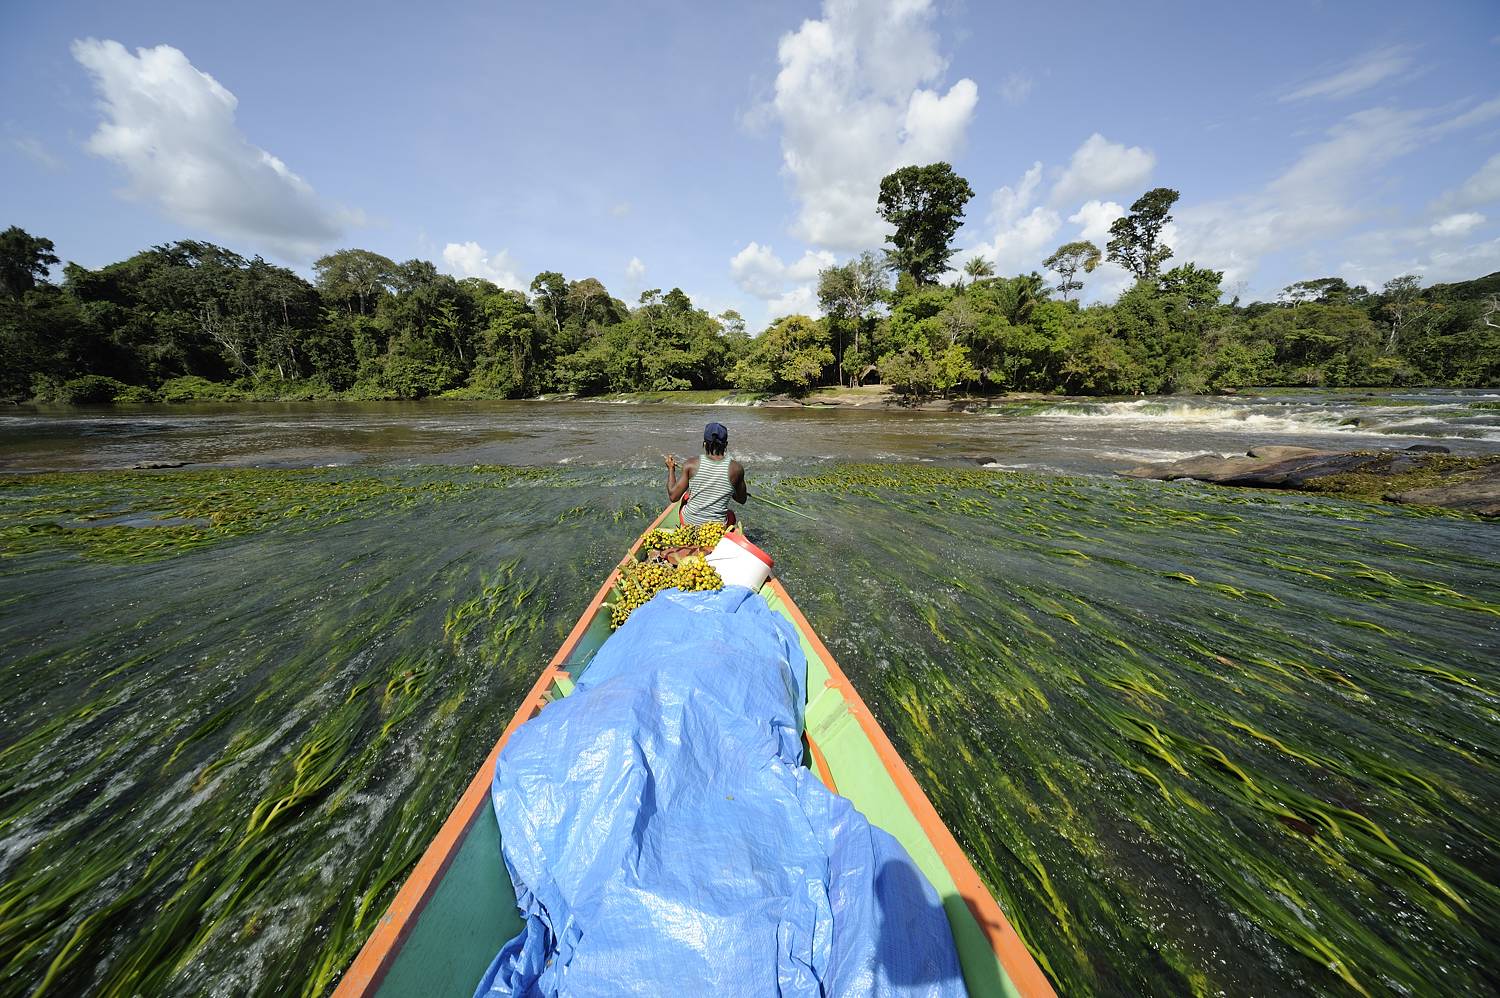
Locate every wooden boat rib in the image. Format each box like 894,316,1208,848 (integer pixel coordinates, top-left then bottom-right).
333,504,1055,998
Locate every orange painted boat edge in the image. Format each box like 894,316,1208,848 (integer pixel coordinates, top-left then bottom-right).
804,733,838,795
331,505,674,998
763,577,1057,998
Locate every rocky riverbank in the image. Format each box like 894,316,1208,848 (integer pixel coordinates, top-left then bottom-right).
764,385,1071,411
1120,445,1500,516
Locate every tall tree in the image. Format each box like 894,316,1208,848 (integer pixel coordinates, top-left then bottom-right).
1043,241,1101,301
0,226,61,299
956,256,994,291
565,277,620,332
472,288,536,396
1378,275,1432,354
729,314,832,395
393,259,439,293
817,251,887,386
1159,263,1224,310
877,163,975,285
530,271,568,338
718,309,747,340
1280,276,1362,307
312,249,397,316
1106,188,1179,281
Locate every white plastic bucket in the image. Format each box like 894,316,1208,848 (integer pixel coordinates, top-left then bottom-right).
706,532,774,591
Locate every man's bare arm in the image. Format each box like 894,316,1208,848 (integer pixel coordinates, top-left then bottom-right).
730,460,748,504
665,455,696,502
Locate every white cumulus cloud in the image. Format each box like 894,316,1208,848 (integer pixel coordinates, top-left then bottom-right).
1063,198,1136,303
967,163,1060,276
625,256,647,282
730,242,834,297
1430,212,1485,238
441,241,524,291
991,162,1044,228
1067,199,1124,246
764,0,979,250
1050,133,1155,206
729,242,834,319
766,284,819,319
72,38,346,261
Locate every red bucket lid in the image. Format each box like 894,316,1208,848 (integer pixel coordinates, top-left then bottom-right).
723,530,774,568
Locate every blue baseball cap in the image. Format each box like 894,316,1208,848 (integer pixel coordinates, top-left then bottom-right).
703,422,728,447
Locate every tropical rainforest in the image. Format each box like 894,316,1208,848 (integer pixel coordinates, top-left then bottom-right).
3,164,1497,404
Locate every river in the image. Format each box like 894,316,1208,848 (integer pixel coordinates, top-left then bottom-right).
2,389,1499,476
0,392,1496,997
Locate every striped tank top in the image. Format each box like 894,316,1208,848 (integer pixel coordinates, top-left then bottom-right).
682,454,734,525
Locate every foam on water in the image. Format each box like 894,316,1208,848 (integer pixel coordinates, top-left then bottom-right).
1034,396,1500,442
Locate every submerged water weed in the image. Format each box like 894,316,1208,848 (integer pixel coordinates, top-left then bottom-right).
2,461,1497,997
768,464,1499,997
0,465,556,563
0,469,651,997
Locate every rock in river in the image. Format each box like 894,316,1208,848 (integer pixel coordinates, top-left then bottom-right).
1120,445,1500,517
1388,464,1500,517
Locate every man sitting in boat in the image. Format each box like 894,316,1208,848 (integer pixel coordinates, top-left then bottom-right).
665,421,747,525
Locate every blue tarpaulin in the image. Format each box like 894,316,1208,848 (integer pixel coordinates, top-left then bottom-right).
476,585,967,997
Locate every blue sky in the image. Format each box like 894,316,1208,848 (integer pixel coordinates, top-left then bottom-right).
2,0,1497,327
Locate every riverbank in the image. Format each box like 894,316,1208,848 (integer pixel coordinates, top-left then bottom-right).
17,377,1500,414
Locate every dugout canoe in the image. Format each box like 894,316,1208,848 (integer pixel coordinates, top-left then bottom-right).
333,504,1055,998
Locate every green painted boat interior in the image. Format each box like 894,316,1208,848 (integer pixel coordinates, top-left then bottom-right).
373,530,1022,996
760,584,1019,998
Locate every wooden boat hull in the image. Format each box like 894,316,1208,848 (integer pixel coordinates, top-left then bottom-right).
334,505,1054,997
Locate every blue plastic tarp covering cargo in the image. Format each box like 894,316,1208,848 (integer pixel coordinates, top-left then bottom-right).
475,586,967,997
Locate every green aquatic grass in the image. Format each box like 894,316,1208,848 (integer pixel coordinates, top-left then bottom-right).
770,462,1499,996
0,466,557,563
1,462,1496,997
0,467,653,997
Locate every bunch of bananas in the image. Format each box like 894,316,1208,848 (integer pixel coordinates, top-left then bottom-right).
694,521,726,549
673,555,722,592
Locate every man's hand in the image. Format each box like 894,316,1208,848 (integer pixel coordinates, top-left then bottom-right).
664,454,678,471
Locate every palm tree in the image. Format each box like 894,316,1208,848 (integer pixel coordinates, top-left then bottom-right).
964,256,994,282
953,255,994,292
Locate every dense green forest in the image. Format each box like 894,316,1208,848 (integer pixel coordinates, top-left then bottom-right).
3,166,1497,404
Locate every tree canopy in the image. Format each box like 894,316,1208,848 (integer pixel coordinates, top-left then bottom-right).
877,163,975,285
3,193,1496,406
1107,188,1179,281
1043,241,1101,301
1,226,60,300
